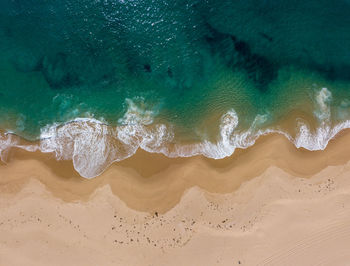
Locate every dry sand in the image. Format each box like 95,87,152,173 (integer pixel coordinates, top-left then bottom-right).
1,132,350,265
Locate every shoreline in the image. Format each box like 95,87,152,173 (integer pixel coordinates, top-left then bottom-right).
0,85,342,179
0,114,344,181
1,128,350,213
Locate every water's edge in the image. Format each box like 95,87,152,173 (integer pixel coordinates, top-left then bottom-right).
0,88,348,179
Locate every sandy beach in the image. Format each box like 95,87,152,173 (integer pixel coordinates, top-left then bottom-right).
2,0,350,265
1,131,350,265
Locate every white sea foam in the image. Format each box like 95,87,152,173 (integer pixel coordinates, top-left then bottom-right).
168,111,272,159
0,88,349,178
0,132,38,161
39,98,173,178
0,133,16,161
289,87,340,150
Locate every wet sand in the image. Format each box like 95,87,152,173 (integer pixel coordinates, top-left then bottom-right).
1,131,350,265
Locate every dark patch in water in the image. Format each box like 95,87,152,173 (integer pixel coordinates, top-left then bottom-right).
205,24,232,56
167,67,173,78
204,24,276,91
234,41,251,58
144,64,152,73
246,54,276,90
40,53,79,89
318,64,350,81
230,37,276,91
230,35,237,42
259,32,273,42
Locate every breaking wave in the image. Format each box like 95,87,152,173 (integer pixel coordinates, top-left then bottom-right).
1,88,349,178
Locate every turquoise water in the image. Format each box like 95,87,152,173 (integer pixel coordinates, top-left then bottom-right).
1,0,350,177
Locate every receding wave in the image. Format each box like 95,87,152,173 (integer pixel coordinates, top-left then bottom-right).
0,88,349,178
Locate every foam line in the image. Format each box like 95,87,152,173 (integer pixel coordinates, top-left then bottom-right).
0,89,348,178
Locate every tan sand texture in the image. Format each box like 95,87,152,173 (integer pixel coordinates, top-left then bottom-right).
1,131,350,265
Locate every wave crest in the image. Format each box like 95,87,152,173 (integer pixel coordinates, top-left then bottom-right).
39,100,174,178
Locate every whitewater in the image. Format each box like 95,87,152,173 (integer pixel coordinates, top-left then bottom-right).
0,87,348,178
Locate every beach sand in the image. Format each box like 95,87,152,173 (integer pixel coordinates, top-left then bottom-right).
1,132,350,265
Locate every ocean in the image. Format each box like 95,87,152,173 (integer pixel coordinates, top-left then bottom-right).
1,0,350,177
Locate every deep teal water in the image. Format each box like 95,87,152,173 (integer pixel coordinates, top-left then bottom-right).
0,1,350,174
